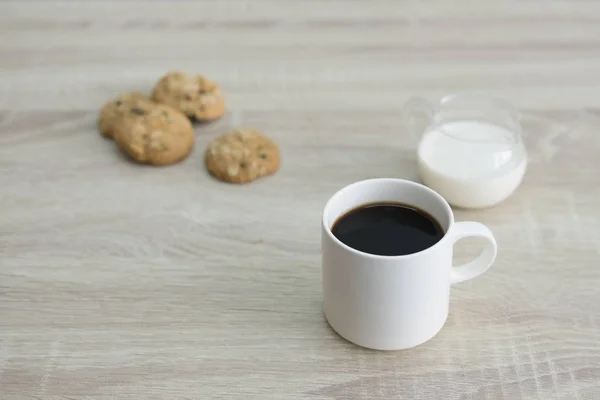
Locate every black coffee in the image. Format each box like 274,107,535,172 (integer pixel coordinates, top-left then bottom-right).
331,202,444,256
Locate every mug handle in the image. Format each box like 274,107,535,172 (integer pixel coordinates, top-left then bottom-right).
447,222,497,284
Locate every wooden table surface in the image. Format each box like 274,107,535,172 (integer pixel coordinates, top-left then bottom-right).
1,1,600,399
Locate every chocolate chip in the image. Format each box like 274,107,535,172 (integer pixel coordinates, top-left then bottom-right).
130,107,145,116
258,153,268,159
115,100,122,106
199,89,207,94
240,162,248,168
184,94,194,101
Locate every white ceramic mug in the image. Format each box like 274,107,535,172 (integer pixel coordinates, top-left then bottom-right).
321,178,497,350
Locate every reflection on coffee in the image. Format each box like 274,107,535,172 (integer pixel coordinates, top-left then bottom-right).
331,202,444,256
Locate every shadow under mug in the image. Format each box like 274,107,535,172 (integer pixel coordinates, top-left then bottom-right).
321,178,497,350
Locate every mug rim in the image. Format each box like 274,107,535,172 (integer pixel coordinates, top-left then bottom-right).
322,178,455,261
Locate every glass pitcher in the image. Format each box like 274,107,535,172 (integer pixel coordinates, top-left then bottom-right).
401,94,529,208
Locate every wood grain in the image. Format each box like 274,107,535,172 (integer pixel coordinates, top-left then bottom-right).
1,1,599,399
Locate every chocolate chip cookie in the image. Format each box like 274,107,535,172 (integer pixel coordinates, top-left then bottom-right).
205,128,280,183
98,92,154,138
113,103,195,166
151,72,225,121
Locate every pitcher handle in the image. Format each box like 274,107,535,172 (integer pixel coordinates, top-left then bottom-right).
401,97,436,141
518,111,578,162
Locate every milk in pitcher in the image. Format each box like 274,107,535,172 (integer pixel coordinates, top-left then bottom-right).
417,120,527,209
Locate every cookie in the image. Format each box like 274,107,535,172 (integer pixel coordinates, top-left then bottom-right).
97,92,153,138
113,103,195,166
151,71,226,121
205,128,280,183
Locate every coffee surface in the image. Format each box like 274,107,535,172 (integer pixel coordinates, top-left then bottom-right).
331,202,444,256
